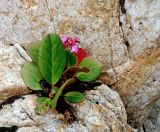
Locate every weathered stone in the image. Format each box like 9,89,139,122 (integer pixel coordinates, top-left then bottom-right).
108,0,160,128
121,0,160,60
0,44,29,104
0,0,129,69
0,0,160,130
143,99,160,132
0,85,133,132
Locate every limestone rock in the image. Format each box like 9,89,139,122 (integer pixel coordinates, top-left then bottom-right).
0,85,133,132
121,0,160,59
143,99,160,132
0,0,160,130
109,0,160,128
0,44,29,104
0,0,129,69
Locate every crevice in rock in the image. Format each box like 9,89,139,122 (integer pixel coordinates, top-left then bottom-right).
0,95,25,110
21,107,39,126
118,3,131,60
14,43,31,62
109,44,119,88
7,43,14,46
119,0,126,14
0,125,18,132
124,39,131,60
120,30,131,60
15,47,29,62
0,91,37,110
142,124,146,132
119,21,122,26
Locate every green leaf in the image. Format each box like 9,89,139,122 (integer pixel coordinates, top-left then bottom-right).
66,50,76,67
64,91,85,103
21,62,43,90
35,105,47,115
27,41,41,64
76,57,102,82
35,97,54,114
38,34,66,84
36,97,48,104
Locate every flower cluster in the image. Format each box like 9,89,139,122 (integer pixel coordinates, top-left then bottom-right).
61,35,88,66
61,35,80,53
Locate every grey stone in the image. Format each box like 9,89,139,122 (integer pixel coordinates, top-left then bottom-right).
0,85,133,132
143,99,160,132
105,0,160,128
0,0,160,131
0,44,29,104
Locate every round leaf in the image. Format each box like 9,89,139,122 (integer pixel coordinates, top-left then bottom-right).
36,97,48,104
27,41,41,64
21,62,43,90
35,97,53,114
76,57,102,82
64,91,85,103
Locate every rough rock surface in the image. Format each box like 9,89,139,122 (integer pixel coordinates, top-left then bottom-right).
121,0,160,59
0,0,160,131
0,85,133,132
111,49,160,127
0,0,129,69
143,99,160,132
110,0,160,128
0,44,29,104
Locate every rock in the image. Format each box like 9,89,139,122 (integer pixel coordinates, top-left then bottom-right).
108,0,160,128
0,0,159,130
0,0,129,69
121,0,160,60
143,99,160,132
0,44,29,104
0,0,53,46
109,48,160,127
0,85,134,132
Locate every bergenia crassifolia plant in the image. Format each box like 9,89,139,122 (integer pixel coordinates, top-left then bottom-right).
21,34,102,122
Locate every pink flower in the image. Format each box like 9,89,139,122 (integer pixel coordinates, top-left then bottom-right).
61,35,69,44
60,35,89,66
60,35,80,53
71,44,78,53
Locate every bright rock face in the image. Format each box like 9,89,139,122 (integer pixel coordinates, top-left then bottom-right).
0,44,29,104
122,0,160,59
0,85,133,132
111,0,160,128
0,0,159,131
